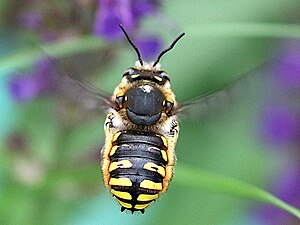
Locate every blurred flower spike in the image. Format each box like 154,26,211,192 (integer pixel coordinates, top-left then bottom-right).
257,40,300,224
260,41,300,147
261,104,300,146
94,0,162,60
94,0,163,60
9,59,56,103
94,0,160,41
273,41,300,90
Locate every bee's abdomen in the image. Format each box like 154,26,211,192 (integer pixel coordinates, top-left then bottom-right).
108,130,168,213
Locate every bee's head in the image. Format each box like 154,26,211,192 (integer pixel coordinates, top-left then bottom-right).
124,83,166,125
115,66,174,126
113,25,183,126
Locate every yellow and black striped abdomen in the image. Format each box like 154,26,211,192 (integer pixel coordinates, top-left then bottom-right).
108,130,168,213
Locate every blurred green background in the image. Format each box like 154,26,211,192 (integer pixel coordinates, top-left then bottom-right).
1,0,300,225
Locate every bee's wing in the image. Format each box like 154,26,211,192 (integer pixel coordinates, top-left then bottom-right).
176,64,268,120
57,71,113,114
32,42,113,114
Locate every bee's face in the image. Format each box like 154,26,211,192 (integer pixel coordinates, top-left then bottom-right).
125,83,165,125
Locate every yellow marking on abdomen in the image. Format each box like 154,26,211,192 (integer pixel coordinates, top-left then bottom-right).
111,189,132,200
140,180,162,190
161,150,167,162
143,162,166,177
134,203,151,210
109,160,133,172
137,194,159,201
109,178,132,186
161,136,168,148
154,134,168,148
117,200,132,209
112,132,122,143
109,145,118,156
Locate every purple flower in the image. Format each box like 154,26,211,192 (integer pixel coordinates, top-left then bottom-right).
93,0,160,41
94,0,134,41
19,11,42,30
9,58,56,103
260,105,300,146
256,41,300,225
132,0,160,19
272,41,300,90
9,74,41,102
136,35,163,60
258,163,300,225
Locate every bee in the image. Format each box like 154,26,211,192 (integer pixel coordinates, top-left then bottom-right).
98,25,184,214
66,25,235,213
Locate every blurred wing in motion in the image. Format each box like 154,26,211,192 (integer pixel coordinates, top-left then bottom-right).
177,64,269,120
33,42,113,114
57,70,113,114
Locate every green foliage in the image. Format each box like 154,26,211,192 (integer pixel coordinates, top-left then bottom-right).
175,164,300,220
0,36,103,72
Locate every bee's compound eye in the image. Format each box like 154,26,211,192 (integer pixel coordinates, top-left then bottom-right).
164,100,174,115
115,95,125,109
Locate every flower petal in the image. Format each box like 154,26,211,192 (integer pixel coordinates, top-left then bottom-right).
260,105,300,146
94,0,134,41
132,0,159,19
135,35,163,60
273,41,300,89
9,75,40,102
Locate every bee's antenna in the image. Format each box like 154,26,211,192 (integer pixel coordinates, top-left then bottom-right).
119,24,143,66
153,33,185,67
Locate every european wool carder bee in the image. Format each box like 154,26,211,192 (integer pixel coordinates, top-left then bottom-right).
100,25,184,214
66,25,240,214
